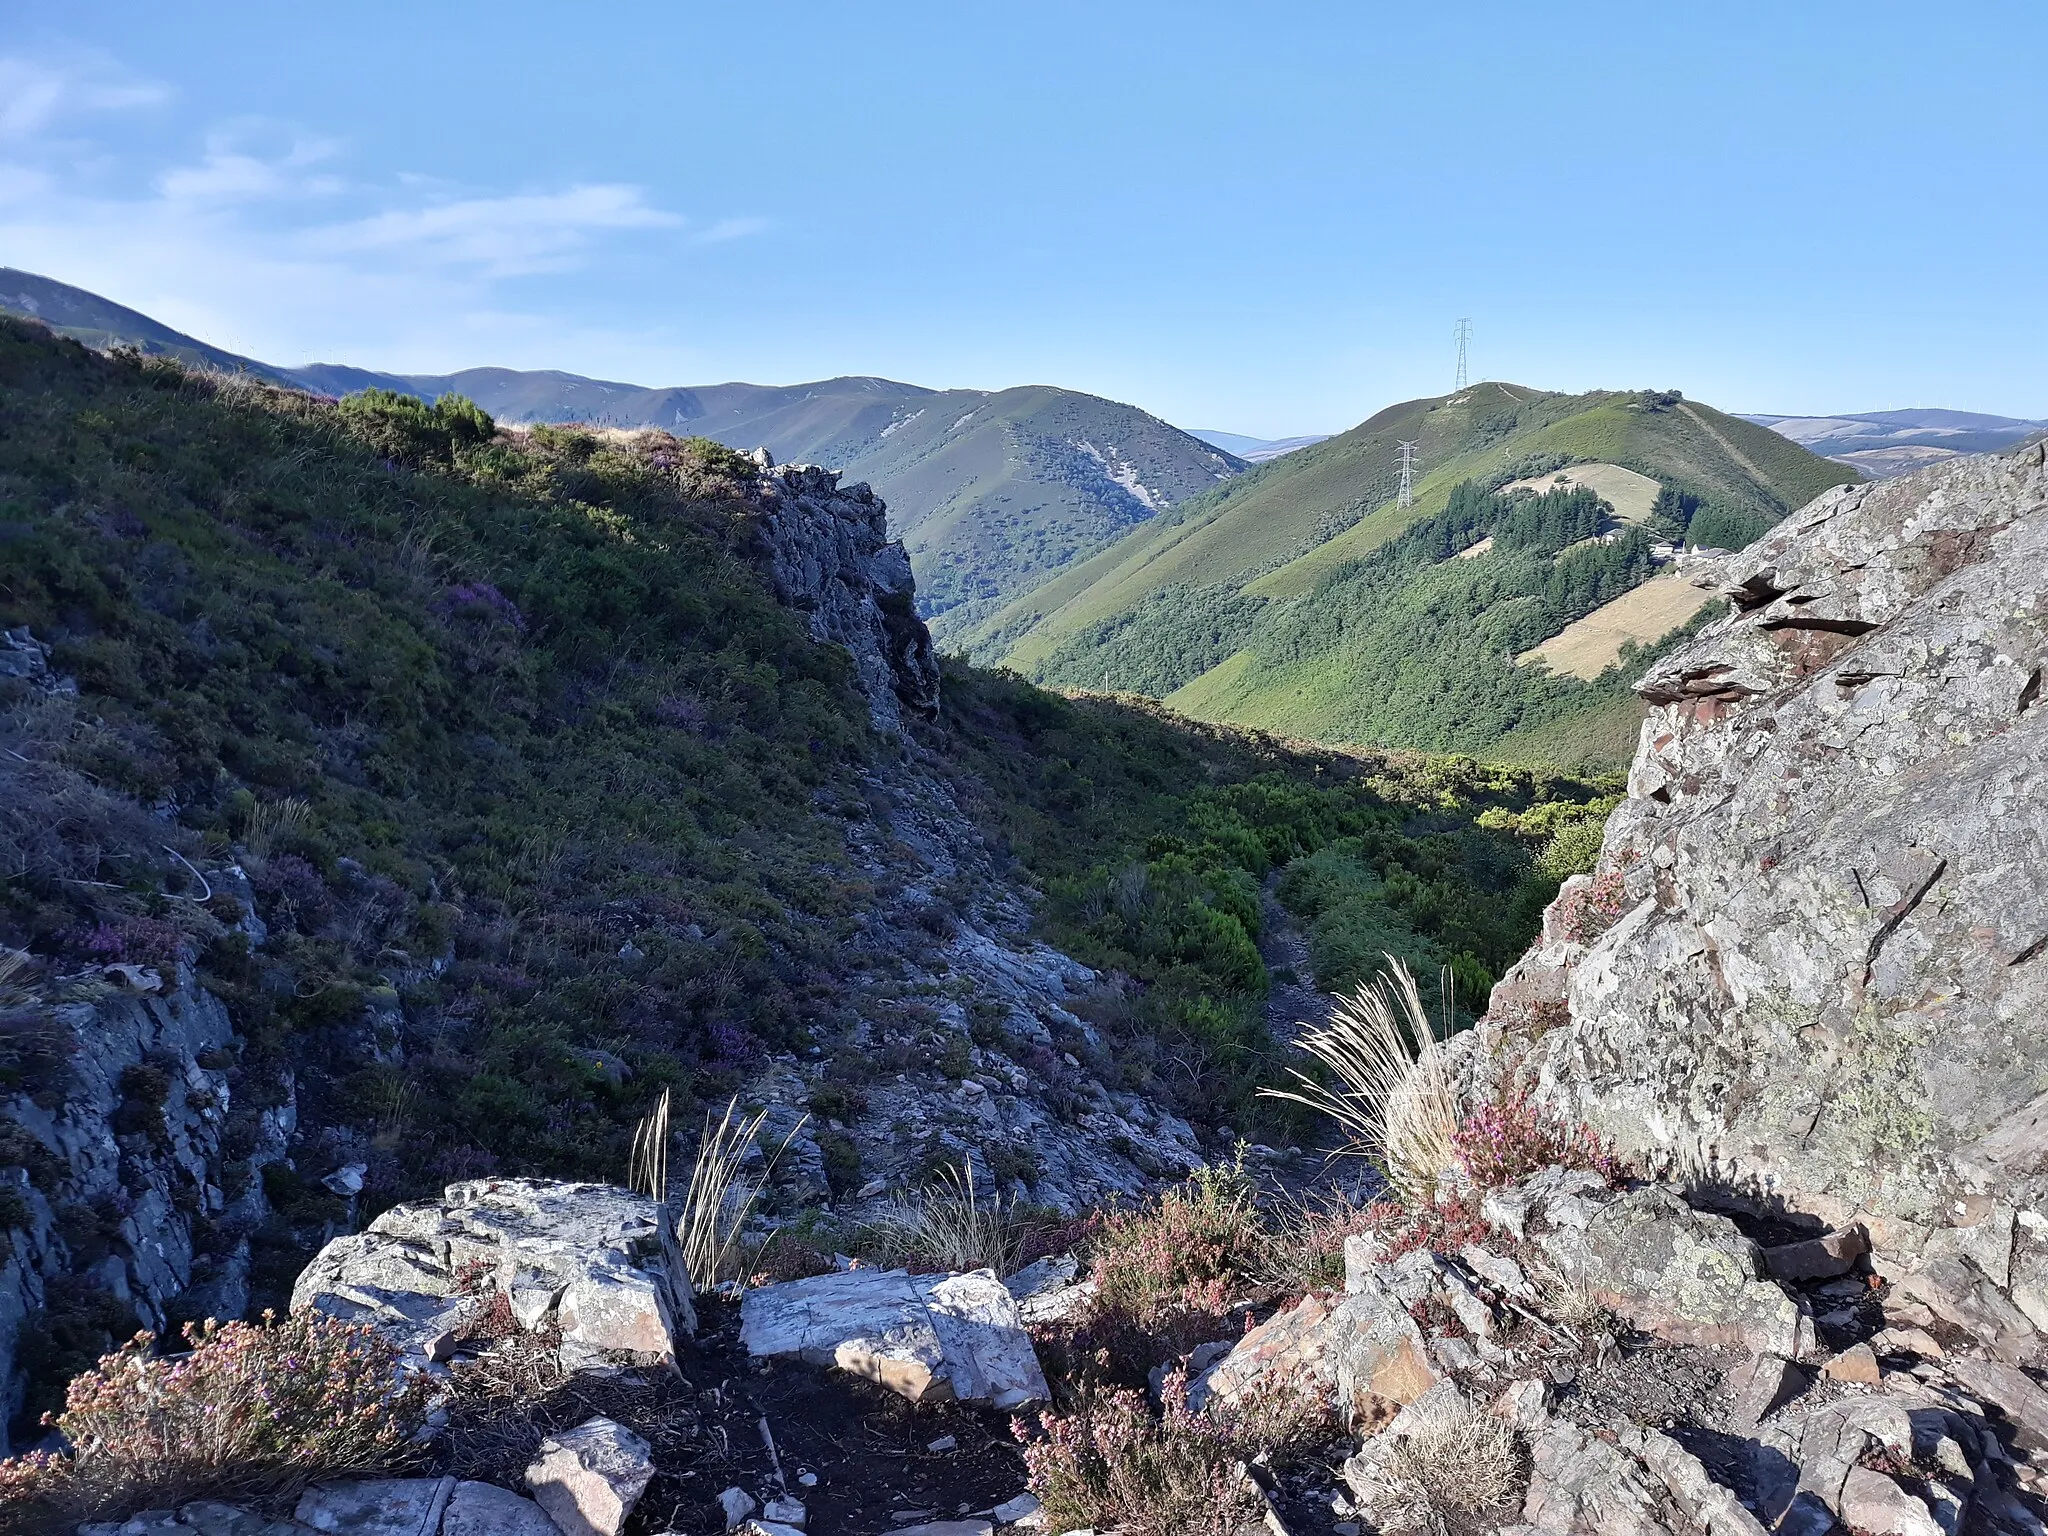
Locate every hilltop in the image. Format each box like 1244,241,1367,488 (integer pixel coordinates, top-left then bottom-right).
0,268,1240,645
974,383,1858,767
1744,406,2048,478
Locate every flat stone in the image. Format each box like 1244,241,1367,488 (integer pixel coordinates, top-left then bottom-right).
1724,1354,1806,1431
737,1524,805,1536
1822,1343,1883,1384
1944,1356,2048,1449
739,1266,1048,1409
1895,1254,2040,1362
718,1488,757,1529
1762,1228,1867,1283
525,1416,654,1536
990,1493,1042,1523
760,1497,806,1527
1838,1466,1945,1536
441,1482,559,1536
295,1480,455,1536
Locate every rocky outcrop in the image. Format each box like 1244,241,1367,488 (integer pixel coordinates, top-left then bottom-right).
1476,440,2048,1340
292,1179,694,1369
0,973,292,1453
746,457,939,730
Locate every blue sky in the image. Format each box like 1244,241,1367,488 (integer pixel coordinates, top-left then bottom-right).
4,2,2043,435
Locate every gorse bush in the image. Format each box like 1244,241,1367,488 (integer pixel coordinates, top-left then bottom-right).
0,1311,423,1533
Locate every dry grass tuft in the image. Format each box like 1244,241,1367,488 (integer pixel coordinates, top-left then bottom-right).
860,1160,1019,1274
1261,954,1459,1204
675,1097,805,1289
1367,1406,1525,1534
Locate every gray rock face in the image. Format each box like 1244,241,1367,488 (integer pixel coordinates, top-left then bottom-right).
293,1178,693,1366
1538,1186,1814,1359
1475,441,2048,1336
738,1265,1049,1409
0,975,293,1453
746,461,939,730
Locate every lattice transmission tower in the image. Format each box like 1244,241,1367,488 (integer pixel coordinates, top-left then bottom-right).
1396,441,1418,509
1454,318,1472,391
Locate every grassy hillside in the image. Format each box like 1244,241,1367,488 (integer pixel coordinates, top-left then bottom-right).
0,267,301,387
982,384,1853,768
974,382,1855,672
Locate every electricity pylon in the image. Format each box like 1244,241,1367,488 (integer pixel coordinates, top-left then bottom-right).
1454,318,1472,391
1396,441,1418,509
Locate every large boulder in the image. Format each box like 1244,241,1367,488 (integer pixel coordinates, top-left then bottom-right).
738,1265,1048,1409
1472,441,2048,1341
292,1178,693,1366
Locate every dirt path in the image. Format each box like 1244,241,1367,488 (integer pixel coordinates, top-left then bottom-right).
1679,401,1772,490
1258,873,1330,1051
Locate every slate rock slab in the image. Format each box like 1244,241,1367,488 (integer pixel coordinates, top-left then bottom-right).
525,1416,654,1536
739,1266,1048,1409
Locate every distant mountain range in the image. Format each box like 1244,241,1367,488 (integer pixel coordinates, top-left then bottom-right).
976,383,1861,768
1188,429,1331,462
0,268,1240,639
1742,408,2048,479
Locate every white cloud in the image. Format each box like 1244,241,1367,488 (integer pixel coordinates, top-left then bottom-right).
324,183,683,277
0,54,760,376
0,55,167,141
695,215,770,245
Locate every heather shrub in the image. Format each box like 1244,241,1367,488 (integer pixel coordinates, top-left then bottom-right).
1017,1369,1330,1536
0,1311,424,1533
1089,1155,1265,1321
1555,869,1631,944
1449,1085,1616,1190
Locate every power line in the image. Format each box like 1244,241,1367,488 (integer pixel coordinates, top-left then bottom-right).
1454,318,1472,391
1396,440,1418,509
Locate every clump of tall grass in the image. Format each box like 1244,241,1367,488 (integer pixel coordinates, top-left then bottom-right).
663,1096,807,1289
859,1160,1020,1275
1261,955,1458,1205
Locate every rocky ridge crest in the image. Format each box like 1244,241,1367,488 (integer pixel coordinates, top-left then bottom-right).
1477,438,2048,1334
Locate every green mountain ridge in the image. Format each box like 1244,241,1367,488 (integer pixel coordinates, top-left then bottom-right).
980,381,1859,768
0,268,1241,642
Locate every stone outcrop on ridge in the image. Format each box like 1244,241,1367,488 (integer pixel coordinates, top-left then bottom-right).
292,1178,693,1368
1475,439,2048,1335
745,457,940,731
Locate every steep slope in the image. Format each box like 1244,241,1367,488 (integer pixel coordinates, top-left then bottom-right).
0,318,1609,1439
979,385,1856,768
1744,407,2048,478
0,267,302,386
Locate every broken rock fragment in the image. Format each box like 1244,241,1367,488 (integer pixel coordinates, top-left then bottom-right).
525,1416,655,1536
